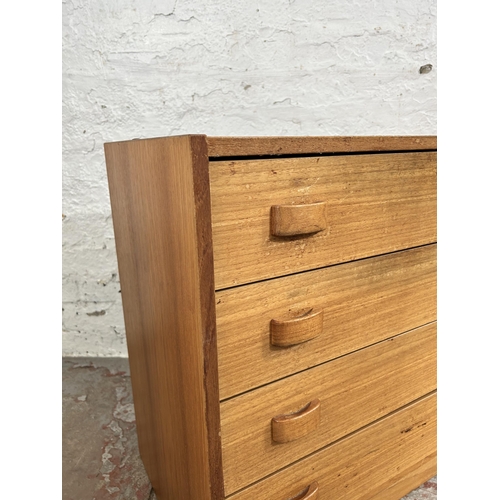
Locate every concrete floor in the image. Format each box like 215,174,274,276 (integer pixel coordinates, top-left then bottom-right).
62,358,437,499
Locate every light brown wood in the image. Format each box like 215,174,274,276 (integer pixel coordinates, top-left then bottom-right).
216,244,436,399
272,399,321,444
220,323,436,494
271,202,328,237
105,134,437,500
209,152,437,289
104,135,223,500
368,459,437,500
207,136,437,157
270,308,324,347
227,392,436,500
289,481,319,500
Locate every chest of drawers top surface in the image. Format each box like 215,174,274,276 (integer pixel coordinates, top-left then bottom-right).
104,135,437,500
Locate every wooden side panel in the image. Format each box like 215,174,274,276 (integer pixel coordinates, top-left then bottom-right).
207,135,437,157
228,392,437,500
104,135,223,500
210,152,437,289
217,244,436,399
220,323,436,494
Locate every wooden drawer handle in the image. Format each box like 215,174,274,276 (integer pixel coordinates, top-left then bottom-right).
272,399,321,443
271,202,327,237
270,309,324,347
290,482,319,500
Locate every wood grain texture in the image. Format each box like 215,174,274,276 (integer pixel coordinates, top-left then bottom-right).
368,458,437,500
104,135,223,500
271,202,328,236
270,308,324,347
207,136,437,157
272,399,321,444
227,392,437,500
220,323,436,494
216,244,436,399
210,152,437,289
104,135,437,500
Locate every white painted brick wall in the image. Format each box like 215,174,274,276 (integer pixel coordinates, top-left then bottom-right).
62,0,437,356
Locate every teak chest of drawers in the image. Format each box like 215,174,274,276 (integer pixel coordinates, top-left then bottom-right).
104,135,437,500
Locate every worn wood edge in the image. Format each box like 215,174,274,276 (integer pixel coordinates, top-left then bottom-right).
207,136,437,157
104,135,438,157
189,135,225,500
103,134,194,147
104,135,224,500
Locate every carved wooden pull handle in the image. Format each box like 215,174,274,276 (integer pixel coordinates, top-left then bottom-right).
290,482,319,500
270,309,324,347
271,202,327,237
272,399,321,443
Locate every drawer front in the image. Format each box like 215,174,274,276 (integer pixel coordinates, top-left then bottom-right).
217,244,436,399
220,323,436,494
227,392,437,500
209,152,436,289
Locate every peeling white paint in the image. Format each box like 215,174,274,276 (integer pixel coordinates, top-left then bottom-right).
113,386,136,423
63,0,436,356
114,403,136,423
